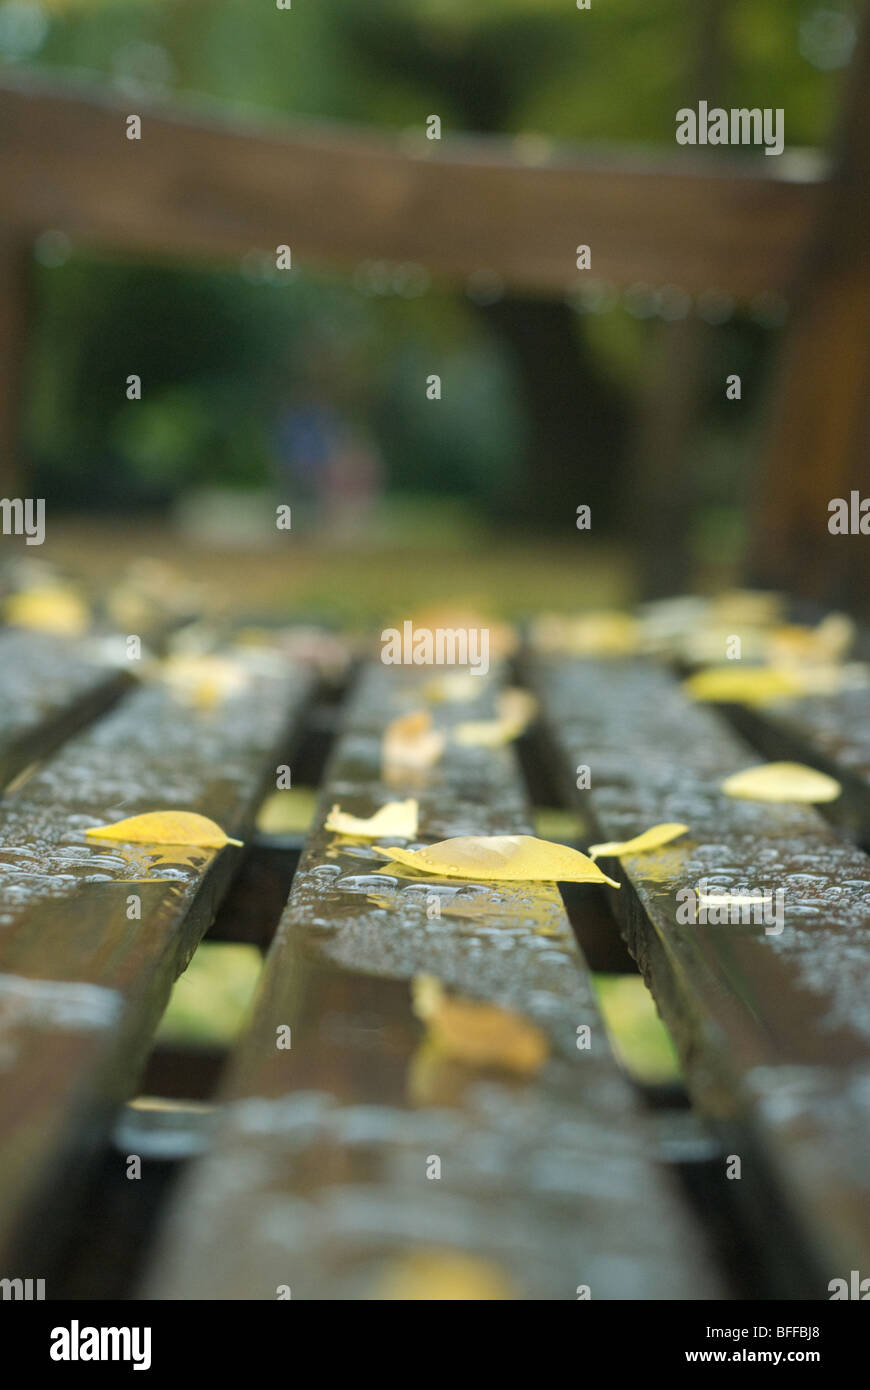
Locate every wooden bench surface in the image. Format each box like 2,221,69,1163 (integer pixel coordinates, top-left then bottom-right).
723,685,870,842
0,628,131,790
527,652,870,1295
145,662,719,1300
0,645,313,1272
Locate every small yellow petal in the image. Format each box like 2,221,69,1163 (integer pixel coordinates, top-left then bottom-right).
720,762,841,804
373,834,619,886
85,811,242,848
324,799,418,839
588,823,688,861
454,688,537,747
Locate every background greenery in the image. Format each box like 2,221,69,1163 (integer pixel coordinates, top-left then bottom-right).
3,0,857,545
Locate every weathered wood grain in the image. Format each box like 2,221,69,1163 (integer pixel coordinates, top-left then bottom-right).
146,663,718,1300
0,653,313,1274
0,629,130,790
528,653,870,1293
0,70,822,298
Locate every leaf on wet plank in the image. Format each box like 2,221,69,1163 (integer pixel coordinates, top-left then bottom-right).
382,710,446,776
587,822,689,861
682,665,807,706
532,610,640,657
85,811,243,848
324,798,418,839
373,1249,515,1301
720,761,841,804
159,654,252,710
4,586,90,637
412,974,549,1076
454,688,538,747
373,833,619,885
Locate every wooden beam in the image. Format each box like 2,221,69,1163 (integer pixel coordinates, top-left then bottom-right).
0,70,823,298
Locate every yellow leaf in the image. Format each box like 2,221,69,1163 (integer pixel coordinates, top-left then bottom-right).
423,672,481,703
532,610,639,657
720,762,841,804
588,822,688,861
4,586,90,637
373,1249,515,1301
85,811,242,848
454,688,538,747
683,665,806,706
159,654,250,710
324,799,419,839
382,711,445,775
766,613,855,668
412,974,549,1076
373,834,619,886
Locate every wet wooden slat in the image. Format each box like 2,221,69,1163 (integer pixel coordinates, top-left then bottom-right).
722,688,870,843
146,663,719,1301
0,629,132,790
0,652,313,1273
528,654,870,1294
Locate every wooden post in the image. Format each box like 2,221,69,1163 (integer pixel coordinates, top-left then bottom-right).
0,231,32,498
748,3,870,607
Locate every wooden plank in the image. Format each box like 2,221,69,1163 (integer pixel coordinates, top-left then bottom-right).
528,653,870,1293
720,687,870,844
0,628,130,790
0,650,313,1274
146,663,719,1301
0,70,823,298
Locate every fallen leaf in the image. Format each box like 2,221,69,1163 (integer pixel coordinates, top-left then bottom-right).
159,654,251,710
683,665,806,706
373,1249,515,1301
454,688,538,747
532,611,639,657
382,711,445,776
373,834,619,886
85,811,242,848
4,586,90,637
412,974,549,1076
423,672,482,703
721,761,841,804
324,798,418,839
767,612,855,668
588,823,688,860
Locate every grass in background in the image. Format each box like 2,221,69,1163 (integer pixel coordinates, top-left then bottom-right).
155,942,262,1049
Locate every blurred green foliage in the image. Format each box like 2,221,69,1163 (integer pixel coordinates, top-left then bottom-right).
4,0,855,522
